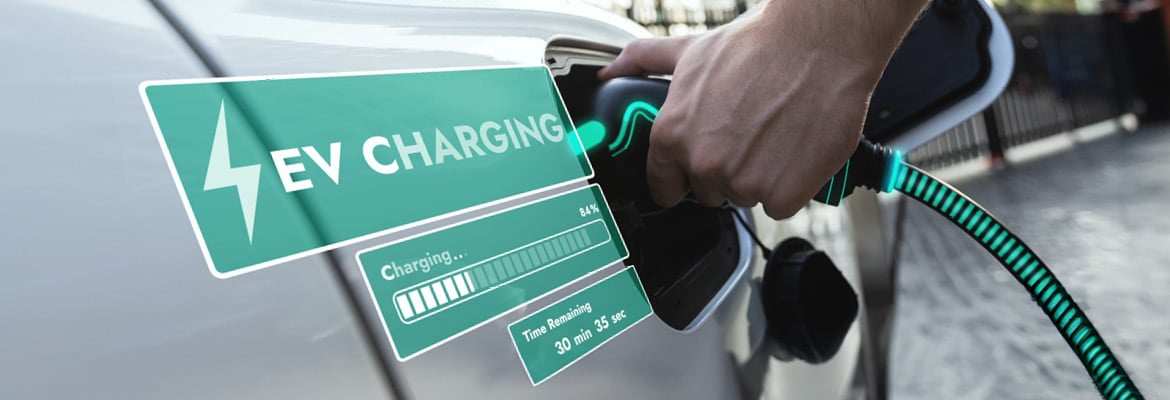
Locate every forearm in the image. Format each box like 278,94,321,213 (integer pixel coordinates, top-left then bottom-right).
756,0,930,84
598,0,934,217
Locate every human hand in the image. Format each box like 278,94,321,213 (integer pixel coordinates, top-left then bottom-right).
599,1,927,219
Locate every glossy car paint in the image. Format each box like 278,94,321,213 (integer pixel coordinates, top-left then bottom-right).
147,0,755,398
0,0,870,398
0,1,391,399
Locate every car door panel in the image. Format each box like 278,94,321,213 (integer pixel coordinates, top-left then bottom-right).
0,1,390,399
148,0,752,397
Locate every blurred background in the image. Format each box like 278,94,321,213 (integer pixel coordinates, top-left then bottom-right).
581,0,1170,169
588,0,1170,399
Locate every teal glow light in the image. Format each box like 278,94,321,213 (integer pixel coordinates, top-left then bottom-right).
824,175,836,203
576,101,660,157
836,159,851,205
610,101,659,156
885,150,905,192
576,120,607,153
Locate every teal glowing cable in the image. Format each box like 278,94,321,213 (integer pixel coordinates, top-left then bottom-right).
816,140,1143,399
589,94,1142,398
892,163,1141,400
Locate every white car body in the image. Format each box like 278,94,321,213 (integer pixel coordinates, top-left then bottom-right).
2,0,1011,398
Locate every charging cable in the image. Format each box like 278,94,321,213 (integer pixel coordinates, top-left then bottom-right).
820,139,1143,400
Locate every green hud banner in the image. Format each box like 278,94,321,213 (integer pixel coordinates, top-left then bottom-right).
356,184,628,360
509,266,652,385
140,66,593,278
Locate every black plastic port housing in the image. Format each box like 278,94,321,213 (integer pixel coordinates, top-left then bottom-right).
863,0,993,143
553,70,745,331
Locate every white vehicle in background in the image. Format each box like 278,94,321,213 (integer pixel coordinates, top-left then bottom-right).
0,0,1009,399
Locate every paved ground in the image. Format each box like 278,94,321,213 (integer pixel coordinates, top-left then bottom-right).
887,126,1170,399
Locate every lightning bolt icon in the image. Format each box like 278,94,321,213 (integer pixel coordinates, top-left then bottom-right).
204,101,262,243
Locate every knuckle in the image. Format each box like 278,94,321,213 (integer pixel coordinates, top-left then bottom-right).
726,189,758,208
691,187,726,207
762,196,802,220
688,152,723,182
728,173,765,203
649,123,683,150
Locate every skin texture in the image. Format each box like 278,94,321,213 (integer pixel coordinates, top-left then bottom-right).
599,0,931,219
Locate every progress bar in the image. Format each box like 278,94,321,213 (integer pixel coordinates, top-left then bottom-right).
393,220,611,324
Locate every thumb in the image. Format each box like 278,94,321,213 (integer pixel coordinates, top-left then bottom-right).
599,36,693,80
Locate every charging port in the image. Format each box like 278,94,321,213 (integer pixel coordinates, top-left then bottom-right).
547,41,751,331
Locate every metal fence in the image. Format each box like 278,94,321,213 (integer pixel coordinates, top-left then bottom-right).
908,12,1135,169
582,0,759,36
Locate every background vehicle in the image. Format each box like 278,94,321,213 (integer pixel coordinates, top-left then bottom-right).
0,0,1007,398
